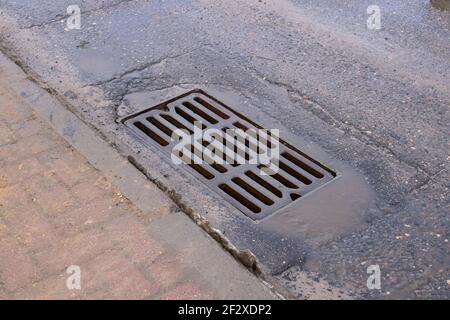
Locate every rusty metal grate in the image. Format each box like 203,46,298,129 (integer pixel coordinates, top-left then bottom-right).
121,89,337,221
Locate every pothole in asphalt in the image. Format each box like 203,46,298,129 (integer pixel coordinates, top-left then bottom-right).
121,89,337,221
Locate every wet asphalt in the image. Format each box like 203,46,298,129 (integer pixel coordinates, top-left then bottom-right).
0,0,448,299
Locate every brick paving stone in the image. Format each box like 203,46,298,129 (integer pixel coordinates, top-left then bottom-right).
144,253,189,291
155,283,216,300
0,93,32,124
102,216,165,265
71,180,105,203
80,252,160,300
43,150,96,187
25,175,77,216
0,182,34,212
13,272,86,300
10,117,44,138
0,120,16,146
0,289,9,299
2,207,58,252
0,219,7,239
31,228,115,277
52,198,122,236
1,157,48,186
0,237,42,292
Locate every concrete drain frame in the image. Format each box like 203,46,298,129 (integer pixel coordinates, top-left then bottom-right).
121,89,337,221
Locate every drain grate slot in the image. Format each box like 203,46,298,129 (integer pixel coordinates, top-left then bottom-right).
219,183,262,214
189,163,215,180
122,89,337,220
161,114,193,134
232,177,275,206
147,117,173,137
194,97,230,119
233,121,274,150
290,193,301,201
182,101,219,124
278,160,312,185
134,121,169,146
245,171,283,198
281,151,325,179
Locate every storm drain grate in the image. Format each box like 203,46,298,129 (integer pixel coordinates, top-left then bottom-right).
122,89,337,221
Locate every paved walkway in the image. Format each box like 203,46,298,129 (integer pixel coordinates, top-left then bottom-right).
0,68,276,299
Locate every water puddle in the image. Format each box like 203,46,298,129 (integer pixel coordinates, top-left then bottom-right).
261,163,376,248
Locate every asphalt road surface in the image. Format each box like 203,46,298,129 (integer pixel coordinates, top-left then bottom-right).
0,0,449,299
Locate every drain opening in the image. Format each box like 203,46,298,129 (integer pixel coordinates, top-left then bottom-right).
123,89,337,220
233,121,274,149
161,114,193,134
189,163,215,180
219,183,261,214
281,152,324,179
278,160,312,185
258,165,299,189
245,171,283,198
147,117,173,137
134,121,169,146
194,97,230,119
175,107,206,129
183,101,219,124
290,193,301,201
232,177,274,206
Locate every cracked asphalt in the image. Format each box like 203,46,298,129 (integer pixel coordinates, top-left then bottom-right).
0,0,449,299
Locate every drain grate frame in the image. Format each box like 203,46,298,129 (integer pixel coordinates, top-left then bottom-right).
121,89,337,221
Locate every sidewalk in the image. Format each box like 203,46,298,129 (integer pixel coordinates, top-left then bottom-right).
0,60,277,299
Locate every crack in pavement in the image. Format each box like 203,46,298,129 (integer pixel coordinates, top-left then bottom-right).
200,46,435,182
95,41,434,190
2,12,435,196
19,0,142,29
83,45,211,89
243,65,434,181
112,81,250,109
406,167,448,195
